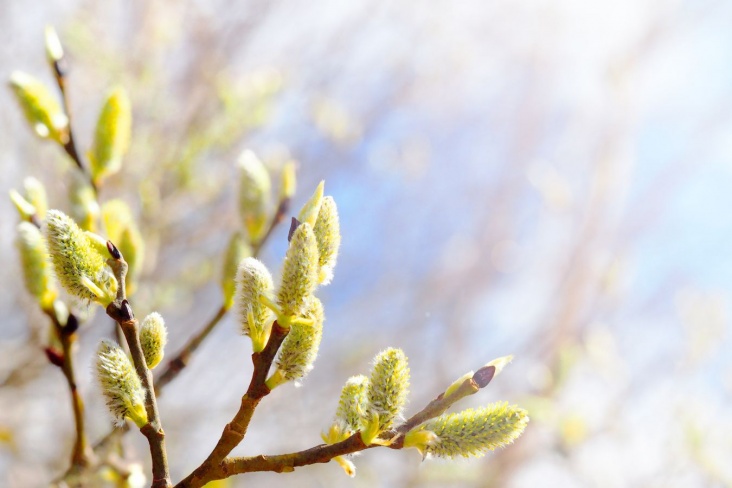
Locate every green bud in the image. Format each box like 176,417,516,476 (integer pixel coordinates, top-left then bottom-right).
45,26,64,63
268,296,324,389
69,172,100,232
402,429,439,457
277,223,318,319
9,190,37,221
8,71,68,143
89,87,132,184
45,209,117,304
313,196,340,285
22,177,48,220
101,199,145,294
220,233,252,310
236,257,275,352
237,150,271,243
16,222,57,310
336,375,369,434
96,340,148,428
279,161,297,201
140,312,167,369
366,348,410,433
419,402,529,458
297,181,324,227
444,371,474,399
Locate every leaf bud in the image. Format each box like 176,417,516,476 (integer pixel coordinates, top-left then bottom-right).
237,150,271,243
220,233,252,310
89,87,132,185
16,222,57,311
8,71,68,143
279,160,297,201
297,180,324,227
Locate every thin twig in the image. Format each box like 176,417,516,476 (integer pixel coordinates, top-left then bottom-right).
154,304,226,394
105,245,171,488
44,309,90,471
152,196,290,393
50,57,97,193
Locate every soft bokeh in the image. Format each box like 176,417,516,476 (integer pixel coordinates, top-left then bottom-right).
2,1,732,487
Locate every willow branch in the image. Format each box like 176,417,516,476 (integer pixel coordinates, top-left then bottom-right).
43,308,90,471
105,245,171,488
175,321,289,488
49,56,97,193
176,363,501,486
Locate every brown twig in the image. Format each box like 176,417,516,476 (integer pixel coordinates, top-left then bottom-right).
50,54,97,194
105,244,171,488
44,309,90,471
174,321,289,487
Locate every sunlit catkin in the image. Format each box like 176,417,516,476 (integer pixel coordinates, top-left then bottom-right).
16,222,57,310
238,150,271,243
313,196,340,285
419,402,529,458
269,296,324,388
140,312,168,369
89,87,131,184
336,375,369,434
277,223,318,319
365,348,410,433
236,257,275,352
8,71,68,143
45,209,117,304
96,340,148,428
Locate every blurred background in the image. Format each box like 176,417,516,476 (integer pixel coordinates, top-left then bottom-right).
2,0,732,487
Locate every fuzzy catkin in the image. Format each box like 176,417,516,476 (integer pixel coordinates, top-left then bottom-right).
336,375,369,434
274,296,324,383
96,340,148,427
366,348,410,432
236,257,275,342
422,402,529,458
140,312,168,369
313,196,341,285
16,222,57,309
277,223,318,317
45,209,117,303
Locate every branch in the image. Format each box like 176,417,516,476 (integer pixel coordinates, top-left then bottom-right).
176,363,501,486
175,321,289,488
105,245,171,488
50,56,97,193
44,309,91,472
